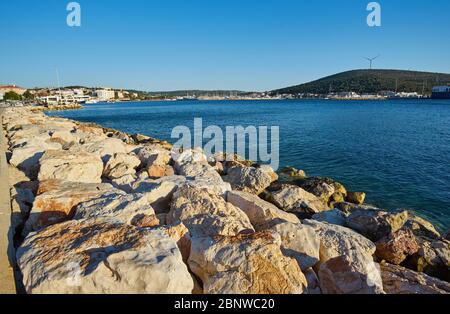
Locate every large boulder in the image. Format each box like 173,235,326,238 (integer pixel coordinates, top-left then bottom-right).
406,238,450,282
279,166,306,182
16,219,194,294
312,209,348,227
268,221,320,271
380,262,450,294
82,138,128,162
266,184,330,217
375,229,420,265
303,220,377,263
346,209,409,241
134,146,171,178
74,193,159,228
223,165,277,195
130,175,186,213
318,255,383,294
9,139,62,176
226,190,299,230
38,149,104,183
403,213,441,240
173,148,208,172
303,220,384,294
346,192,366,205
103,153,141,180
188,232,307,294
183,163,231,194
167,185,254,238
304,268,322,294
24,180,121,234
174,149,231,196
10,181,37,232
296,177,347,204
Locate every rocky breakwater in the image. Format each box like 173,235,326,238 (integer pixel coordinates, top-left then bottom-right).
2,107,449,294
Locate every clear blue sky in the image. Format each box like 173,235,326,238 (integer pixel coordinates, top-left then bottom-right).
1,0,449,91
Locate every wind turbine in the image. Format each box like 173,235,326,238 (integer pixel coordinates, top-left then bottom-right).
364,55,380,70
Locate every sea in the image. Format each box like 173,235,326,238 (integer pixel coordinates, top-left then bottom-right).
47,99,450,231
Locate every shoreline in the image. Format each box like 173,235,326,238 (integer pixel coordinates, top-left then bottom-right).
1,106,449,294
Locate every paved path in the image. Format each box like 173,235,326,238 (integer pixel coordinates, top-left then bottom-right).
0,108,16,294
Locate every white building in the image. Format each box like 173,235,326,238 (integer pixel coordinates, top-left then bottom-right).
0,91,4,100
96,89,115,101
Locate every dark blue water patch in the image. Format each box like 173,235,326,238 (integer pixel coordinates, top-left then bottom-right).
47,99,450,231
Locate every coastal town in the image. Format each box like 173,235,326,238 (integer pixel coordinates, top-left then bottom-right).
1,83,448,110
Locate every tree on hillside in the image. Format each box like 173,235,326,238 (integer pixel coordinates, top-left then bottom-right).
23,90,35,100
4,91,22,100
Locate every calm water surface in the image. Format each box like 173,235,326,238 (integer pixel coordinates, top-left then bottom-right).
48,99,450,230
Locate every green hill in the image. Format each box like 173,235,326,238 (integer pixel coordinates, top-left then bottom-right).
272,69,450,95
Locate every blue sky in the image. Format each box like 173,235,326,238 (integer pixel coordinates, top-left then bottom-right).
1,0,449,91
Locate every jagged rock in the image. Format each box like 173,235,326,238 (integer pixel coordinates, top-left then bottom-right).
50,130,79,145
173,148,208,171
304,268,322,294
8,125,50,147
346,192,366,205
296,177,347,203
375,229,420,265
336,202,379,214
38,149,104,183
17,219,194,294
226,190,299,230
404,213,441,240
187,175,232,196
83,138,128,162
303,220,383,293
134,147,171,178
303,220,377,262
268,221,320,270
24,180,120,233
346,208,409,241
130,176,186,213
188,232,307,294
266,184,330,216
279,166,306,182
158,222,191,262
174,149,231,195
110,174,137,191
318,255,383,294
312,209,348,227
74,193,159,227
9,139,62,176
168,185,254,238
103,153,140,179
10,182,37,231
381,262,450,294
223,165,277,195
407,238,450,282
74,124,107,143
177,160,232,196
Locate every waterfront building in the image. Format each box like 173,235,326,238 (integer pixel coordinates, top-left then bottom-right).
0,85,27,95
96,89,115,101
432,86,450,99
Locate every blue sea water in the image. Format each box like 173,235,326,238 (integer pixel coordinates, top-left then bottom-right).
47,99,450,231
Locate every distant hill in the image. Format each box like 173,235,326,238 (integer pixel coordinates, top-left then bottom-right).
271,69,450,95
